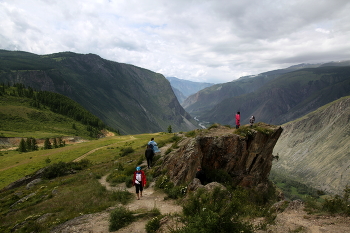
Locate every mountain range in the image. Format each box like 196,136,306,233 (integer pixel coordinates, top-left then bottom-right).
0,50,198,134
166,76,214,104
183,61,350,127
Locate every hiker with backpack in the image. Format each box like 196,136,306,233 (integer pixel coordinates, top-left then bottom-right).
148,138,160,153
145,145,155,169
249,115,255,128
235,111,241,129
132,166,147,200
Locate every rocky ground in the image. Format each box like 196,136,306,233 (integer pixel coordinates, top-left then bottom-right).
255,200,350,233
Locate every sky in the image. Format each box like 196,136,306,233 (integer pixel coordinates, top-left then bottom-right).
1,0,350,84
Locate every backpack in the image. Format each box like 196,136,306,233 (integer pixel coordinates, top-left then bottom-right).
148,143,154,149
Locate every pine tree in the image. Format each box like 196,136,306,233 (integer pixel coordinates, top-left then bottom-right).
18,138,27,152
58,137,63,147
31,138,38,151
44,138,52,149
53,138,58,148
26,138,32,151
168,125,172,133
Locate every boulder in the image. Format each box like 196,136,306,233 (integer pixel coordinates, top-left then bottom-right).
161,124,283,193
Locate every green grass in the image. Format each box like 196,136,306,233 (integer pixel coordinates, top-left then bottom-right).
0,133,175,190
0,132,176,232
0,95,96,138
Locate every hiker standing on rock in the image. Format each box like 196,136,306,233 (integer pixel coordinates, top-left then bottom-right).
132,166,147,200
249,115,255,128
145,145,154,169
148,138,160,153
235,111,241,129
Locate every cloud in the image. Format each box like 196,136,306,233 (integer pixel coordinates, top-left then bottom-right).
1,0,350,83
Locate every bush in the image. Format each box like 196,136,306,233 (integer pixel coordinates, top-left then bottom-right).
185,130,197,137
42,160,92,179
177,187,253,233
125,176,133,188
109,206,134,231
120,146,134,157
146,216,161,233
235,126,254,138
207,124,219,130
110,190,133,205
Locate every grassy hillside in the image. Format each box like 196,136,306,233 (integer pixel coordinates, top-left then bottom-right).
0,50,198,134
0,84,116,141
272,96,350,195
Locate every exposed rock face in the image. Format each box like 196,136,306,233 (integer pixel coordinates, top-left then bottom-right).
161,124,283,192
273,96,350,195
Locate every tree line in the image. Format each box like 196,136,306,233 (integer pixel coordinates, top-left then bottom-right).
18,137,66,152
0,83,119,137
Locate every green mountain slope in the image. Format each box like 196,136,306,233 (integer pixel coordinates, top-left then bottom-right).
198,66,350,126
273,96,350,195
0,84,111,139
0,50,198,134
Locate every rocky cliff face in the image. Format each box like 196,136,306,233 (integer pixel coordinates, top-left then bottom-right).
273,96,350,195
160,124,283,192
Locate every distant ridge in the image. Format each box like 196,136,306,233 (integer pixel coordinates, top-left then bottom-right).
166,76,214,104
183,62,350,127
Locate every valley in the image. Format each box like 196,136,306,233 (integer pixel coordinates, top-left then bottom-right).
0,50,349,232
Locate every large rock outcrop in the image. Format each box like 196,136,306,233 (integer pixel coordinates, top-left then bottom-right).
161,124,283,192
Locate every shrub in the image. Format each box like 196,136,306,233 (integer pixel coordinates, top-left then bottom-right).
155,175,186,199
109,206,134,231
146,216,161,233
42,160,92,179
110,190,132,205
185,130,197,137
235,126,254,138
42,161,70,179
165,147,172,155
207,123,219,130
120,146,134,157
177,187,253,233
125,176,133,188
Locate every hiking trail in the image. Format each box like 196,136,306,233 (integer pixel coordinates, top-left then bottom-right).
52,143,182,233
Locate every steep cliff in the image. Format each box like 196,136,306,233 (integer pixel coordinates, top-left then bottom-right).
160,124,283,193
273,96,350,195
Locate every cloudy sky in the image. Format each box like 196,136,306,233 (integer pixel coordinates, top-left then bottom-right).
1,0,350,83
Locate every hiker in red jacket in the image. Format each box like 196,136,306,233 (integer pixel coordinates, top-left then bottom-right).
235,111,240,129
132,166,147,200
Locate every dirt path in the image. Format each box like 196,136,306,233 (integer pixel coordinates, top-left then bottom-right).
52,143,181,233
73,136,135,162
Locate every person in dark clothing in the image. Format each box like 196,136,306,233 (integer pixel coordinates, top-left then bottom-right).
249,115,255,128
145,145,155,169
195,166,206,185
